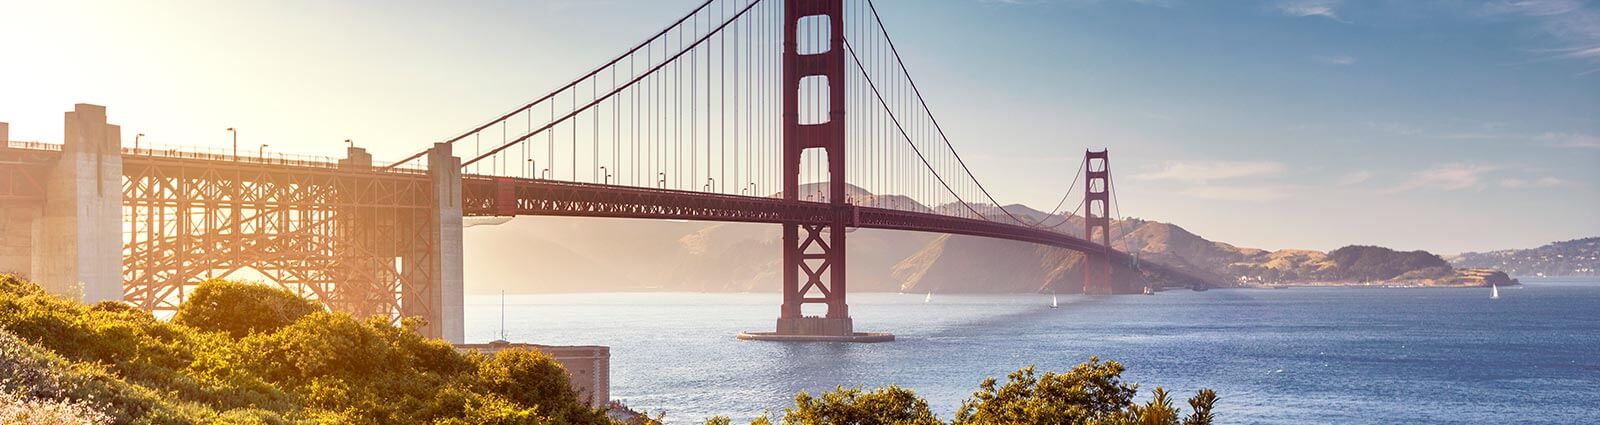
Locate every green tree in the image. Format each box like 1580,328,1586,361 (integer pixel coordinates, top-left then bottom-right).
476,348,612,424
173,280,320,338
779,385,941,425
952,358,1216,425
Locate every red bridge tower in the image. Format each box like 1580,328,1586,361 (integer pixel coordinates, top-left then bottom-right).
742,0,889,342
1083,150,1117,295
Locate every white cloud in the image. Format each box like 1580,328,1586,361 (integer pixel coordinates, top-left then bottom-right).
1479,0,1600,72
1481,0,1585,17
1135,160,1287,183
1179,185,1290,202
1499,177,1567,188
1275,0,1346,22
1538,132,1600,148
1388,163,1500,192
1337,170,1373,186
1313,55,1358,65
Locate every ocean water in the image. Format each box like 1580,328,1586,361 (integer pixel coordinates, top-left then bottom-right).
464,279,1600,424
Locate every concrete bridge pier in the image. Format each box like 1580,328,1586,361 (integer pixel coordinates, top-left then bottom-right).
331,143,462,343
32,104,123,303
417,143,464,343
1,122,19,272
0,122,37,278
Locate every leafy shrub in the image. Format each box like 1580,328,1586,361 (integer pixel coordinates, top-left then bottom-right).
0,390,113,425
781,385,940,425
950,358,1214,425
0,275,618,424
476,348,613,424
173,279,319,338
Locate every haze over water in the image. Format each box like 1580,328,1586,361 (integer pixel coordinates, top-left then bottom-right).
466,279,1600,424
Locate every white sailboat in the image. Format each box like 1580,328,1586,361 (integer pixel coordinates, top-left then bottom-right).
924,291,932,303
1490,284,1500,300
1050,295,1059,309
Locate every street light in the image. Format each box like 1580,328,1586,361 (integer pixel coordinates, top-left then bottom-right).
657,172,667,189
704,177,716,192
134,133,144,150
599,166,611,185
260,144,269,158
226,128,237,159
344,139,354,149
527,159,536,179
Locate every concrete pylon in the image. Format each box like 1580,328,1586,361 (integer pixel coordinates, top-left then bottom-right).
424,143,464,343
33,104,123,302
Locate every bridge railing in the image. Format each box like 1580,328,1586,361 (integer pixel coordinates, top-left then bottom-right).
123,144,429,174
4,141,64,151
124,145,339,168
3,140,428,174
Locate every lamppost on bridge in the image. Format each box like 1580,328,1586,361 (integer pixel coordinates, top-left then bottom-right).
226,128,237,159
704,177,716,193
749,182,758,197
134,133,144,151
344,139,353,149
599,166,610,184
260,144,269,159
657,172,667,189
528,159,536,179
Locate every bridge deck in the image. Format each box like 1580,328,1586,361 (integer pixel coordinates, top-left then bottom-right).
463,177,1120,257
4,145,1131,263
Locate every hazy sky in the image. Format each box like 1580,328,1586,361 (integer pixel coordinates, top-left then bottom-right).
1,0,1596,253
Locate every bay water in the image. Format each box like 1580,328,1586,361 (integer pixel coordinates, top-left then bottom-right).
464,279,1600,424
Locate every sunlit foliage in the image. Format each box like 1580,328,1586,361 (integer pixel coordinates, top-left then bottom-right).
172,279,319,338
0,275,621,424
706,357,1217,425
952,358,1216,425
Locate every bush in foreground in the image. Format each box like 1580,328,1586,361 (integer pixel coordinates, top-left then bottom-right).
953,360,1215,425
0,275,613,424
705,359,1216,425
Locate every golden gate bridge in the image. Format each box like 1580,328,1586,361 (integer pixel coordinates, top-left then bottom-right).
0,0,1159,343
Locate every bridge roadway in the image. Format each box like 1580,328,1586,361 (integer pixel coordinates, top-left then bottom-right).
3,143,1143,291
8,145,1123,259
461,176,1123,258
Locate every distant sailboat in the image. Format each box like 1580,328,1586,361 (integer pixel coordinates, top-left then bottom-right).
1491,284,1500,300
1050,295,1059,309
925,291,932,303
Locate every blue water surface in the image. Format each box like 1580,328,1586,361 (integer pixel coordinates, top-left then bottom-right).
465,279,1600,424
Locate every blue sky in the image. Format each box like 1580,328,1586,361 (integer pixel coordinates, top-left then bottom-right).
0,0,1595,253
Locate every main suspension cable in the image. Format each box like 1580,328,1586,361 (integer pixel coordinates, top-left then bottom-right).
862,0,1028,225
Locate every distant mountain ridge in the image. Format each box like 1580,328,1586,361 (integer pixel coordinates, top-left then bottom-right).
463,184,1529,293
1450,237,1600,277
